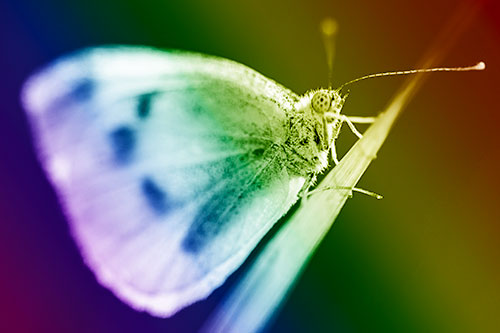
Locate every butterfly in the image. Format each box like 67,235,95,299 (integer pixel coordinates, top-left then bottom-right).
21,45,481,317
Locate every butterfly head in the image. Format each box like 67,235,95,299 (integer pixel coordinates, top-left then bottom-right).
311,89,349,116
310,88,348,115
292,88,350,159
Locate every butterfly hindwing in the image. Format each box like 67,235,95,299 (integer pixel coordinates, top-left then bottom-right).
22,46,307,316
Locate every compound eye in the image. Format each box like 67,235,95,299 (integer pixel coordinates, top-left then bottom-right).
311,91,332,113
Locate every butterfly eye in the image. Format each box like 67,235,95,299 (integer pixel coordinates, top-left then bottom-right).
311,91,332,113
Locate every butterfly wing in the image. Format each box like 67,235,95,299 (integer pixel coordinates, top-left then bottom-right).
22,46,307,316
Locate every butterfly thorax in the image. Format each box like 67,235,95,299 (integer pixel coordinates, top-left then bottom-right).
282,90,347,177
282,102,330,177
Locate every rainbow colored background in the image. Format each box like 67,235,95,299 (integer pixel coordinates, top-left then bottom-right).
1,0,499,332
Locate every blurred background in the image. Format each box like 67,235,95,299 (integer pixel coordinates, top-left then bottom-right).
1,0,499,332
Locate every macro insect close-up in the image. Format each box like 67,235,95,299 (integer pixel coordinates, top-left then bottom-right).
1,0,500,332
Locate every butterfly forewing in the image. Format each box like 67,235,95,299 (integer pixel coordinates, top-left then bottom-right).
22,46,307,316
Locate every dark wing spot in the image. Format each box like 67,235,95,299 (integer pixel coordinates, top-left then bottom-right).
181,189,233,253
137,93,155,119
141,177,169,214
109,126,135,164
70,79,94,101
48,78,94,113
181,155,246,253
181,153,274,254
252,148,265,157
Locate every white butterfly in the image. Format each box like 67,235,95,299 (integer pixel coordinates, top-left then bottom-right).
22,45,355,316
24,45,477,317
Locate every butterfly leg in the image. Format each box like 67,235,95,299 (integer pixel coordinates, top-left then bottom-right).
342,115,377,139
331,143,339,165
340,115,364,139
346,116,376,124
326,113,376,139
298,173,317,202
306,185,383,200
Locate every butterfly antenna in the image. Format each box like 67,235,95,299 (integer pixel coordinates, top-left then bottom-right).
338,61,485,90
321,18,338,89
